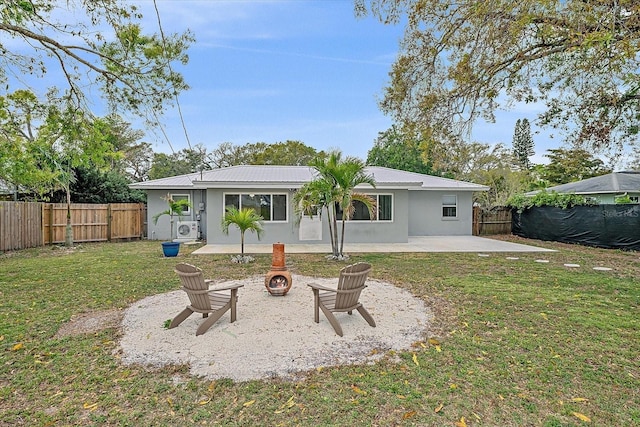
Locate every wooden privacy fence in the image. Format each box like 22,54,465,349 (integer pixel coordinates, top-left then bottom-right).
473,206,512,236
0,202,145,251
0,202,43,251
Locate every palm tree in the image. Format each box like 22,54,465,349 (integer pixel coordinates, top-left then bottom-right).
152,193,192,240
295,151,376,258
294,175,340,255
221,206,264,256
332,159,376,256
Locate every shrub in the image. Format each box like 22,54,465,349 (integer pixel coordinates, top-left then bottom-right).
506,190,594,213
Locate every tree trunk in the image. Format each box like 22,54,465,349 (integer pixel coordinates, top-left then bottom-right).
339,217,346,256
326,206,335,256
329,205,339,257
240,231,245,256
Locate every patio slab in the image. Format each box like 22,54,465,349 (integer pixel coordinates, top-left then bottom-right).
192,236,555,255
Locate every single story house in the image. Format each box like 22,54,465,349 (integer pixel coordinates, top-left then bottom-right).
130,165,489,244
527,171,640,204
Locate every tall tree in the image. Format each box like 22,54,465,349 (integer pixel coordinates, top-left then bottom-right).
1,1,193,127
207,142,253,168
49,166,145,204
540,148,611,185
45,100,121,245
207,140,324,168
0,90,125,244
96,114,148,177
0,90,59,199
148,144,209,179
147,141,325,180
435,140,511,182
251,140,324,166
434,139,529,207
356,0,640,153
366,125,435,175
512,118,535,170
122,141,153,183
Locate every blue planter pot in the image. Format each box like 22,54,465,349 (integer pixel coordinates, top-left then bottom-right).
161,241,180,257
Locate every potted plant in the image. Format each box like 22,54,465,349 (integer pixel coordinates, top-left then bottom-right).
153,193,193,257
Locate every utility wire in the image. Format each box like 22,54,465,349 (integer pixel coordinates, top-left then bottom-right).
152,0,192,151
150,107,176,154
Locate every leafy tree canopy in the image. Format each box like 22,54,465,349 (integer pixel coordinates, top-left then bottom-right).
148,141,325,179
539,148,611,185
356,0,640,153
366,125,436,175
208,140,325,168
148,144,208,180
0,90,120,199
0,0,193,126
49,166,146,203
1,90,149,201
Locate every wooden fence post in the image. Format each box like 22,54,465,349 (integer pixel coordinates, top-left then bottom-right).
107,204,112,242
48,204,54,245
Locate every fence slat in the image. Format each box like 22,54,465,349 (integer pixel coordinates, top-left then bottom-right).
473,206,512,236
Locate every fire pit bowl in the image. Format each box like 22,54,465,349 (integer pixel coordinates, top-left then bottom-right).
265,243,292,296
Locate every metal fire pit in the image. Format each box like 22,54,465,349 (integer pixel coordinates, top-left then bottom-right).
265,243,292,296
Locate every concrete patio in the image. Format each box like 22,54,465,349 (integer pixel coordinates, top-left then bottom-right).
192,236,555,254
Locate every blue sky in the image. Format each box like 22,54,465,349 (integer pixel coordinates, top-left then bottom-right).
139,0,557,164
4,0,558,164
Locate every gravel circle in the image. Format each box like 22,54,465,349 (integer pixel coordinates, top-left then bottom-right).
118,274,432,382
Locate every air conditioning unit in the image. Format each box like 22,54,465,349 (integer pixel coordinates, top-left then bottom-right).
176,221,198,240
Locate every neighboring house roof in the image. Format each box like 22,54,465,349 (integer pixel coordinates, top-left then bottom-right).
130,165,489,192
0,179,17,195
528,171,640,196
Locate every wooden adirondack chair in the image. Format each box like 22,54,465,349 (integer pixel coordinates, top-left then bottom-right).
308,262,376,336
169,263,244,336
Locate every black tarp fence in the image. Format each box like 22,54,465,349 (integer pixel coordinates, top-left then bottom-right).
512,205,640,250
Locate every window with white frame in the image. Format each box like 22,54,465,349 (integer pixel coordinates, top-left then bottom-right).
442,195,457,218
170,193,191,215
341,194,393,221
224,193,287,221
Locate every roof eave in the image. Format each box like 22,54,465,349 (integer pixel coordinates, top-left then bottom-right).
416,186,490,192
195,181,306,189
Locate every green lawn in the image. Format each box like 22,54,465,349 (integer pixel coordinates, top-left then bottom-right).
1,237,638,426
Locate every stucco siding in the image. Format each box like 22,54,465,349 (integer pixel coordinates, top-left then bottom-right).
134,165,487,243
205,188,299,245
146,189,205,241
408,191,473,236
204,188,410,244
147,186,475,243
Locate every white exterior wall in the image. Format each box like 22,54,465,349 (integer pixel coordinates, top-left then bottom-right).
146,189,206,241
408,190,474,236
205,188,410,244
583,192,640,204
145,187,476,242
205,188,299,245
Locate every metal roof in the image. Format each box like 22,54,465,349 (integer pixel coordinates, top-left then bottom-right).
130,165,489,191
530,171,640,195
